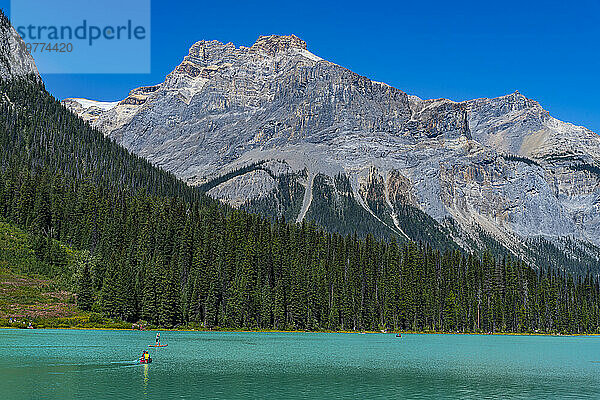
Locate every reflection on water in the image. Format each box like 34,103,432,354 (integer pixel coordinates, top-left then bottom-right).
143,363,149,394
0,330,600,399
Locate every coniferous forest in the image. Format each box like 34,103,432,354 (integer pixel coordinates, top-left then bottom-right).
2,77,600,334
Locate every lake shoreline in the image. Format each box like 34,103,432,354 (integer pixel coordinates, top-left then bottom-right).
1,325,596,337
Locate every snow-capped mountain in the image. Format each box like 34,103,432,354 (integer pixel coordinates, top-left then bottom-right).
62,34,600,270
61,98,119,125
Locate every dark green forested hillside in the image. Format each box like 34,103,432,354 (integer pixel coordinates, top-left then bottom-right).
0,78,201,202
2,76,600,334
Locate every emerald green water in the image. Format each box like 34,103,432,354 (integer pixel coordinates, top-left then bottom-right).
0,329,598,399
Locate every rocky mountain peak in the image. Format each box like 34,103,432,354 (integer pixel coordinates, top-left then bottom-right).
250,34,307,56
467,90,537,115
61,32,600,267
184,40,237,67
465,90,551,151
502,90,537,111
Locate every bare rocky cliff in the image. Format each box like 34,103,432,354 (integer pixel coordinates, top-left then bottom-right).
0,10,39,80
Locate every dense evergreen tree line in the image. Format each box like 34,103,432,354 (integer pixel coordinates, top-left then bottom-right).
3,164,600,333
2,77,600,333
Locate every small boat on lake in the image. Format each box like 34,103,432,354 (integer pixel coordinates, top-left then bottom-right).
139,350,152,364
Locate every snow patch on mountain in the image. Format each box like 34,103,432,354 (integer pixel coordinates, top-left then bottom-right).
68,98,119,111
291,48,323,62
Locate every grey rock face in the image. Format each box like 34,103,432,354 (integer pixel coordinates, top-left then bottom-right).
207,169,277,208
62,34,600,264
0,11,39,80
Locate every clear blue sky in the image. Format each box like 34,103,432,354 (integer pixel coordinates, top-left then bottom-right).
2,0,600,132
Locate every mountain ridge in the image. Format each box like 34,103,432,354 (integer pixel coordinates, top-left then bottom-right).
61,34,600,271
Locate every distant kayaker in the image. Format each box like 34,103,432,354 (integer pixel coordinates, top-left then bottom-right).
155,332,160,345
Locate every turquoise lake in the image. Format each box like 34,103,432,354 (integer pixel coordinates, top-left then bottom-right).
0,329,599,399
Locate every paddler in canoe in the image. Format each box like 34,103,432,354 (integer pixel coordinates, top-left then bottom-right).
140,350,151,364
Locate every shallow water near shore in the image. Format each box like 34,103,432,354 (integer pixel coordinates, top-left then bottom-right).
0,329,599,399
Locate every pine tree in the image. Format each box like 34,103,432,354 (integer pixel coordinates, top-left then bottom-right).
76,256,94,311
